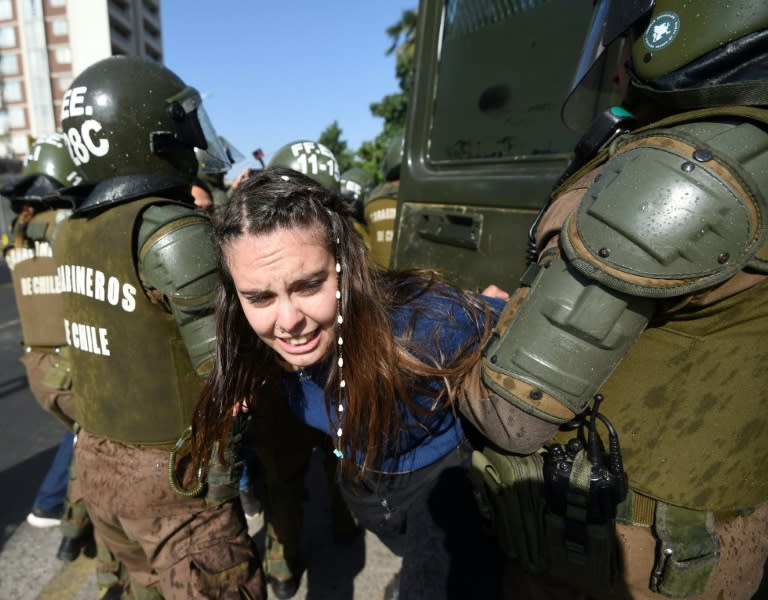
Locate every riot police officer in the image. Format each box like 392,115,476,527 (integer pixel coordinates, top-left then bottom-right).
54,56,264,599
339,167,373,230
2,134,114,576
475,1,768,598
339,167,373,249
194,136,243,213
340,166,372,206
4,134,80,432
364,133,402,269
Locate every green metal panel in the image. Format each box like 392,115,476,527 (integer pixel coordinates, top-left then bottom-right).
393,0,595,290
396,202,537,291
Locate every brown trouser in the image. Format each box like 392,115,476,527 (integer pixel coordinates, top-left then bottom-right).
22,348,91,539
74,429,265,600
504,502,768,599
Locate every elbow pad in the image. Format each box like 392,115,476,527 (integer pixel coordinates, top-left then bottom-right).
482,257,654,423
138,204,218,375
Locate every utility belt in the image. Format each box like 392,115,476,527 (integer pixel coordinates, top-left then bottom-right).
617,488,747,528
470,396,744,598
617,488,753,597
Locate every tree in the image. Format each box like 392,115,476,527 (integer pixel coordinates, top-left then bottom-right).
358,7,418,182
318,120,356,174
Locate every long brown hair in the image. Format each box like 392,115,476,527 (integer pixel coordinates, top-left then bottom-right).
191,166,494,477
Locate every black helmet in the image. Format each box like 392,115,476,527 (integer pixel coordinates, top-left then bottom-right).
60,56,228,211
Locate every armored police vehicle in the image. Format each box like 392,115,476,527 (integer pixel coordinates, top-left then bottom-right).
391,0,595,290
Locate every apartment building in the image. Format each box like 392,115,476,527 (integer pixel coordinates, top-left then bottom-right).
0,0,162,159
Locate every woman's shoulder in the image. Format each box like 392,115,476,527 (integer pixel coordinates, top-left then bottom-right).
390,278,502,347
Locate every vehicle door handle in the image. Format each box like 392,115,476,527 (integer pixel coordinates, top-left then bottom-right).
417,210,482,250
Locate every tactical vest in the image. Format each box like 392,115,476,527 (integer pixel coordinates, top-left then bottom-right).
551,107,768,511
364,180,398,268
55,197,203,445
599,278,768,511
5,210,67,348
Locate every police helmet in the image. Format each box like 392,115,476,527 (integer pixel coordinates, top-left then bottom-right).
195,136,244,177
381,133,404,182
340,167,373,202
3,133,84,212
562,0,768,129
268,141,341,191
60,56,229,186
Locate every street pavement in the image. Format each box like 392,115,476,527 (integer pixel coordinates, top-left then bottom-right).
0,261,401,600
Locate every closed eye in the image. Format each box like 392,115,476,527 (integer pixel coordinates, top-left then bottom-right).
243,292,274,306
295,278,324,294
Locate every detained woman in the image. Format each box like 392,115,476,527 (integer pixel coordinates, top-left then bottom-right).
191,166,555,599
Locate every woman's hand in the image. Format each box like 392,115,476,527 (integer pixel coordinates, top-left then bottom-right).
230,166,254,190
480,284,510,301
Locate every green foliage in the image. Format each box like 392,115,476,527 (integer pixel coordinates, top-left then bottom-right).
319,7,417,184
318,120,356,173
363,8,417,182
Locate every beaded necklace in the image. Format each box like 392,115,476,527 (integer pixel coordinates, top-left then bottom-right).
295,221,346,460
332,231,345,459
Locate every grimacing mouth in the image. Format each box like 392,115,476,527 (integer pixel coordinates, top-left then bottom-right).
276,329,319,346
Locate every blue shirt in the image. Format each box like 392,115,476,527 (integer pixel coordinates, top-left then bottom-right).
284,288,505,472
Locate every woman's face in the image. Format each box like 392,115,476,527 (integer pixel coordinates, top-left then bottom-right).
226,224,338,371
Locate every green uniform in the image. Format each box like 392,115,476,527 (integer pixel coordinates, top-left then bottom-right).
479,114,768,599
55,197,264,599
6,210,74,426
56,198,202,444
364,181,398,269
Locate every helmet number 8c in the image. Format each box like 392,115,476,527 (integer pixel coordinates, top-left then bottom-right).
66,120,110,166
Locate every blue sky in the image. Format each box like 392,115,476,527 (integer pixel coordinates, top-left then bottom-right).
161,1,416,179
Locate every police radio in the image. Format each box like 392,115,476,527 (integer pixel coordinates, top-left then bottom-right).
542,394,628,524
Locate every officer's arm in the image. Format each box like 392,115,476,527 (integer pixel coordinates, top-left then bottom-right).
136,204,218,377
482,126,766,425
482,251,655,425
459,359,560,453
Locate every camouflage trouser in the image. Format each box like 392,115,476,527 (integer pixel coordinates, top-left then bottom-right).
248,385,356,583
75,429,265,600
21,349,90,541
23,349,124,590
61,450,90,540
65,448,130,596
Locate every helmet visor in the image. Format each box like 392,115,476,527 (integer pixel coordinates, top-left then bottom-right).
196,108,232,173
220,136,245,165
166,87,231,172
561,0,654,131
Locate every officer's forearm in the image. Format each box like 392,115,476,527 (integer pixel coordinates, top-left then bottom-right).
172,307,215,377
459,361,559,453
